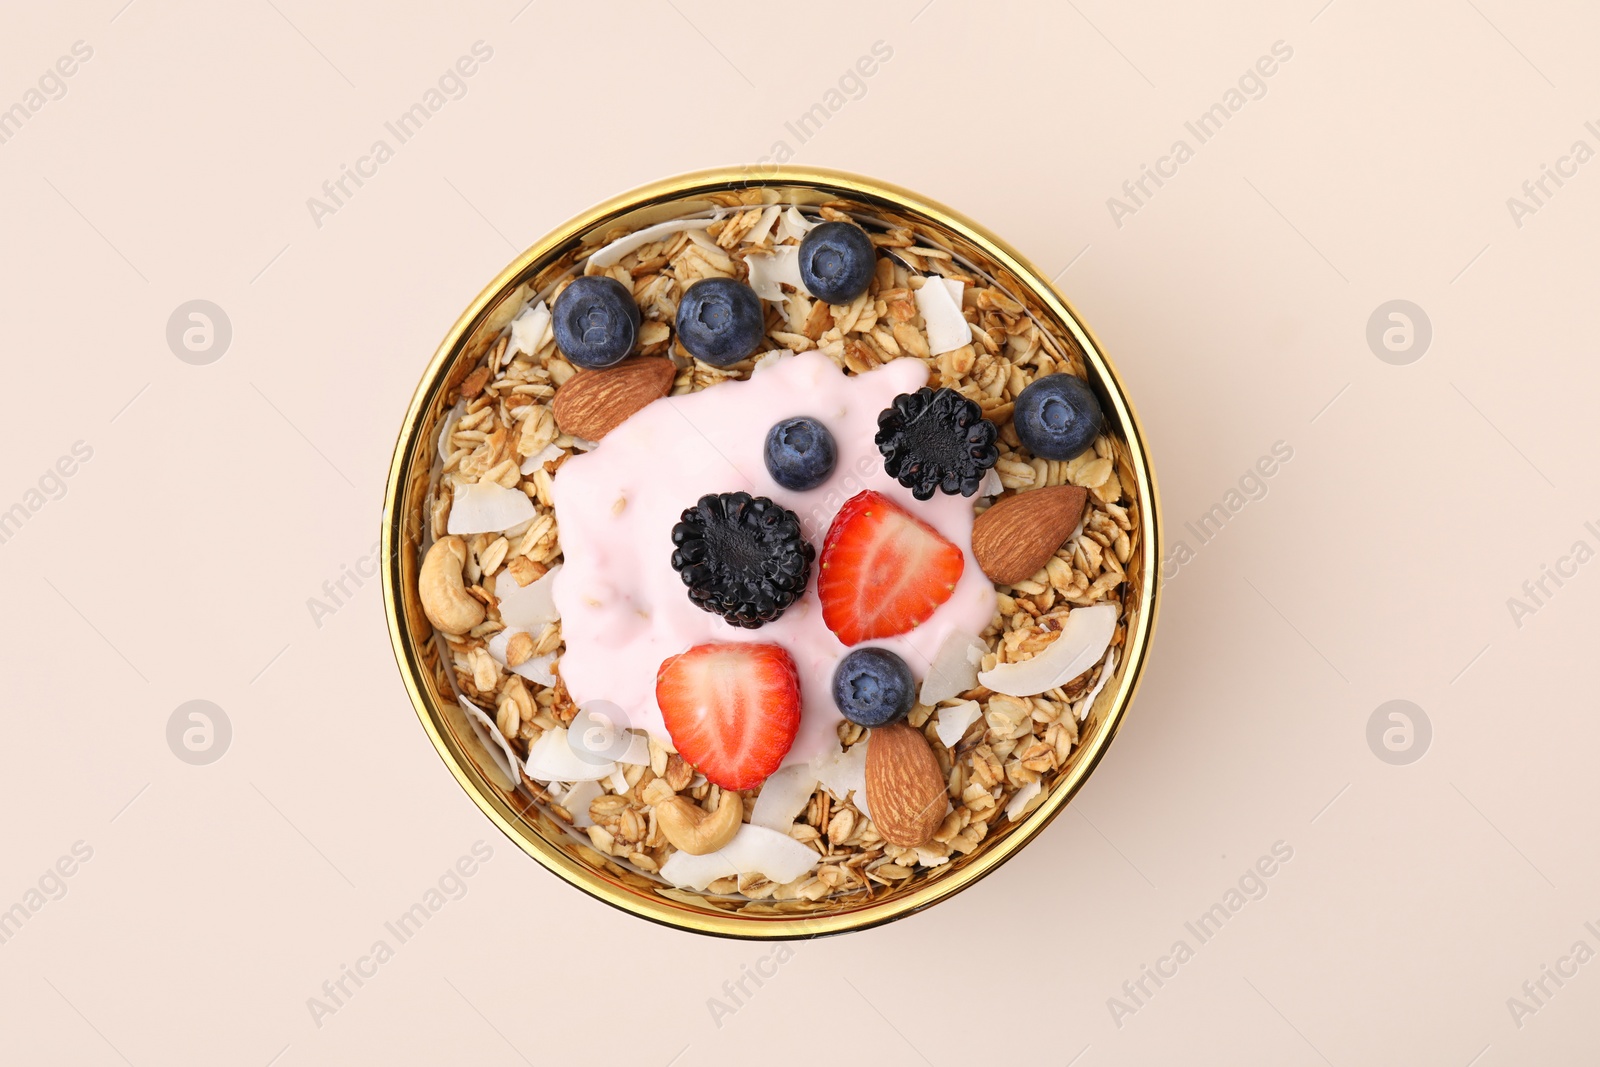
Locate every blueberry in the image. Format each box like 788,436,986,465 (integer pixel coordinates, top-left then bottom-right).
674,277,764,367
831,647,916,728
764,416,837,492
797,221,875,305
551,276,641,369
1014,374,1104,460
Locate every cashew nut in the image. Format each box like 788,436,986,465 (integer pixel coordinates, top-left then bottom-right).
419,535,485,635
654,791,742,856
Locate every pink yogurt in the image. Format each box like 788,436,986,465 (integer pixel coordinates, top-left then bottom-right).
550,350,996,767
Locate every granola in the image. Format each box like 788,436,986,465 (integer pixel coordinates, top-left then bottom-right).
424,193,1136,904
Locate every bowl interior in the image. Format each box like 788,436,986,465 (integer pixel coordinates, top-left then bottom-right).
382,168,1159,938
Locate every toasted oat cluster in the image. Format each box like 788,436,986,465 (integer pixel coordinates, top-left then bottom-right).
425,193,1134,903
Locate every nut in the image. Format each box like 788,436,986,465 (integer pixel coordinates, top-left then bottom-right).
865,722,948,848
971,484,1089,585
419,536,485,635
654,791,742,856
551,357,675,440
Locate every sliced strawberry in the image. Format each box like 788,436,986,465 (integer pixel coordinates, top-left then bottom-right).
818,490,964,646
655,643,801,790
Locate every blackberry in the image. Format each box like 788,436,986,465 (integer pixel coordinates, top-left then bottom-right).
874,387,999,500
670,492,815,628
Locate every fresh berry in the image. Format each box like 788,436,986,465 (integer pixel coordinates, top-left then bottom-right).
551,275,641,369
675,277,765,366
670,492,815,628
874,387,999,500
817,490,964,645
656,643,801,790
797,221,876,304
1014,374,1103,460
832,647,916,728
764,416,837,492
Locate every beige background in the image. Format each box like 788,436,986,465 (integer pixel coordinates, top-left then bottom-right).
3,0,1596,1063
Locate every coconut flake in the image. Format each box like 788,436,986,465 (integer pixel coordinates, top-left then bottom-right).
525,726,615,783
447,481,537,535
495,563,561,630
566,435,599,452
658,824,819,890
935,700,983,749
557,780,601,827
1005,780,1043,822
1078,651,1118,722
918,630,987,706
614,730,651,766
485,628,524,666
607,767,629,795
519,442,564,475
914,276,972,356
811,739,870,819
507,301,551,359
776,206,816,243
437,401,467,464
457,697,520,788
749,763,819,830
746,244,806,301
568,719,649,768
517,653,557,687
589,216,719,269
487,628,559,685
978,603,1118,697
977,468,1003,499
483,627,560,684
745,204,781,247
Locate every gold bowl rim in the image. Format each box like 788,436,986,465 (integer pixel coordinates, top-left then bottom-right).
381,165,1162,938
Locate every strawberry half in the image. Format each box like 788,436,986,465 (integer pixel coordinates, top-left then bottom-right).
655,643,801,790
818,490,964,645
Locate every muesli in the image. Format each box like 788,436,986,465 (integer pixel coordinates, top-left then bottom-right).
419,192,1135,903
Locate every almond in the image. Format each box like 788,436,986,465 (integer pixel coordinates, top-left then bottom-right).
970,484,1088,586
550,357,674,441
865,722,947,848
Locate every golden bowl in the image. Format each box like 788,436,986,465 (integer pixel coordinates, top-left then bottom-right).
381,167,1161,938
